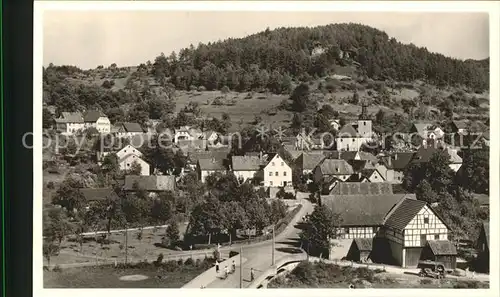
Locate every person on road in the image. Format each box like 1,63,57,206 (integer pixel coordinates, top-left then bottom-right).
231,260,236,273
215,260,219,273
250,268,255,281
224,265,229,279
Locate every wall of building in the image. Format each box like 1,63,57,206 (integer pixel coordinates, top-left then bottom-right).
336,137,362,151
449,163,462,172
117,145,142,159
339,226,378,240
119,155,150,176
403,205,449,247
263,155,292,187
233,170,258,182
96,117,111,133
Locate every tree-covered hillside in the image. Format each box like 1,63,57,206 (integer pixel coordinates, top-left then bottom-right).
151,23,489,92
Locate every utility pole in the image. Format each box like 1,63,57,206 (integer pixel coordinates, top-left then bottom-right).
239,247,243,289
125,225,129,265
272,224,275,266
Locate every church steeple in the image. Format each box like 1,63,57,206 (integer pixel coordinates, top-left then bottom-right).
359,101,369,120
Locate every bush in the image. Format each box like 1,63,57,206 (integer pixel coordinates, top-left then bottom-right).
46,182,55,189
229,251,239,258
283,192,295,200
163,260,178,272
154,253,164,266
52,265,62,272
420,278,433,285
184,257,195,266
453,280,481,288
177,259,184,266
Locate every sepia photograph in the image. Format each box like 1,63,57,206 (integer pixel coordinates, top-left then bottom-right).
34,1,497,294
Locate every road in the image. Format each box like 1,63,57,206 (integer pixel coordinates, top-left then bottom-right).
206,198,314,288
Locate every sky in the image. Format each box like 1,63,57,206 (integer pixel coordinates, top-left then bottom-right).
43,11,490,69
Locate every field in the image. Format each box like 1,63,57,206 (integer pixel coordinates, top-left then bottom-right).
45,225,191,266
44,259,212,288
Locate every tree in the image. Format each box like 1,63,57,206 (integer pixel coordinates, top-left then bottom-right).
129,160,143,175
222,201,249,243
456,147,489,194
300,204,342,257
101,153,120,175
44,207,74,246
290,83,311,112
164,220,180,247
43,108,54,128
52,178,86,213
151,197,174,225
43,240,60,269
189,195,225,244
403,150,454,193
415,179,439,204
270,199,288,224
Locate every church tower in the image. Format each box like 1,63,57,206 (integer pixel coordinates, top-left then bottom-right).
357,102,372,138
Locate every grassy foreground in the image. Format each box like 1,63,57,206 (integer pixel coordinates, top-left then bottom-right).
44,257,213,288
268,261,489,289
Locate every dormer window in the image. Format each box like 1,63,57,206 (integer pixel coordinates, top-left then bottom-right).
272,162,275,166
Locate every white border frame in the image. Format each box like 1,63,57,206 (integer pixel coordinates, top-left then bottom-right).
34,1,500,297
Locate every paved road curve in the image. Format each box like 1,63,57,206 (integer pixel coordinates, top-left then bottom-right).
206,199,314,288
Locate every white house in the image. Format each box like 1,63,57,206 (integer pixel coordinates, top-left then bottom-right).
83,110,111,134
336,124,365,151
174,126,203,144
330,119,341,131
54,112,85,135
116,122,145,138
411,122,445,146
119,154,150,176
231,155,261,182
116,144,143,160
263,153,293,188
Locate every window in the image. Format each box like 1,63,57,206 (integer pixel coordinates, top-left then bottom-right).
275,171,279,176
281,162,284,166
272,162,275,166
269,172,273,176
424,217,429,224
270,181,273,186
341,139,343,142
352,139,355,142
283,171,287,176
364,122,366,126
434,234,439,240
345,228,350,234
127,163,130,167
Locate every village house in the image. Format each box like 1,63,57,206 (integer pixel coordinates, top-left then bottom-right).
346,238,373,263
79,188,119,209
379,152,415,184
313,159,354,183
294,152,326,175
197,158,227,183
119,154,150,176
347,168,385,183
324,194,453,268
83,110,111,134
54,112,85,135
263,152,293,188
410,122,445,146
186,150,229,173
451,120,469,135
336,124,363,151
122,175,176,196
174,126,203,144
329,119,341,131
231,155,261,183
295,133,323,150
411,147,463,173
116,122,145,138
116,144,143,160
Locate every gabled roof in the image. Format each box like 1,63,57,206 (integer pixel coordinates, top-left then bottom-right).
383,199,427,230
123,175,176,191
322,194,415,226
353,238,373,251
119,153,148,164
384,152,415,170
188,151,228,164
121,122,144,133
329,151,358,160
317,159,354,175
452,120,469,130
57,112,84,123
264,151,292,168
198,158,226,171
412,122,433,136
338,124,360,138
232,156,261,171
83,110,107,122
427,240,458,256
329,182,393,196
79,188,119,202
298,153,326,170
